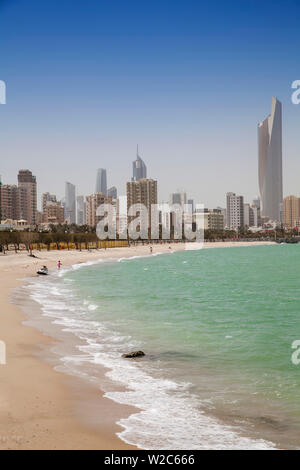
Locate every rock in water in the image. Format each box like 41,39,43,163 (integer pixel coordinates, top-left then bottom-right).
122,351,145,358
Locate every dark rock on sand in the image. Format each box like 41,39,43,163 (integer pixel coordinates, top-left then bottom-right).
122,351,145,359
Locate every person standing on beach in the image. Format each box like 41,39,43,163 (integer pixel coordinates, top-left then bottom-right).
57,260,62,270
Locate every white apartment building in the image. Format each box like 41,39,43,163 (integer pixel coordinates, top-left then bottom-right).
226,192,244,230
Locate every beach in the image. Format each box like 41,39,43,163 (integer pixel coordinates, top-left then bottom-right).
0,240,276,450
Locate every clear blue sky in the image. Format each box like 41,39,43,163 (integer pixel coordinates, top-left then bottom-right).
0,0,300,208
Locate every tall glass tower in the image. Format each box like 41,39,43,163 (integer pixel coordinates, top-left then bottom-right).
258,97,283,222
95,168,107,195
65,182,76,224
132,145,147,181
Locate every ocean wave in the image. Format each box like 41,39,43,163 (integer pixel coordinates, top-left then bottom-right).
22,263,276,450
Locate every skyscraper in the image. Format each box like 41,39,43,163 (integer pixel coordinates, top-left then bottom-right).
17,169,37,225
127,178,157,235
43,202,65,225
226,192,244,229
170,192,187,208
132,145,147,181
65,182,76,224
283,195,300,228
187,199,194,214
42,192,57,212
76,195,86,225
0,184,19,221
108,186,117,199
86,193,113,227
95,168,107,195
258,97,283,222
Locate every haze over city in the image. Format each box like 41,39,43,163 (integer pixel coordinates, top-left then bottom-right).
1,0,300,208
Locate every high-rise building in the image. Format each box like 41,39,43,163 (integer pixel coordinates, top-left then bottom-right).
108,186,117,199
244,203,256,227
86,193,113,227
187,199,194,214
132,146,147,181
203,209,224,231
252,196,261,210
258,97,283,222
0,184,19,221
226,192,244,229
18,169,37,225
283,195,300,228
76,195,86,225
215,206,226,223
65,182,76,224
126,178,157,233
95,169,107,195
42,193,57,212
170,192,187,208
250,198,261,227
43,202,65,225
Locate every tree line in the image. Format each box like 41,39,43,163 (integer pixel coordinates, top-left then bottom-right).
0,230,100,253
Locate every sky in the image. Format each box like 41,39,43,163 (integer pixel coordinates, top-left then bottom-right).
0,0,300,209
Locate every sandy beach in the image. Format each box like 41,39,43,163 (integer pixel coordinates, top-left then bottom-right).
0,240,275,450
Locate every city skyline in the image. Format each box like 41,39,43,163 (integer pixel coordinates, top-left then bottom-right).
0,131,285,216
1,1,300,208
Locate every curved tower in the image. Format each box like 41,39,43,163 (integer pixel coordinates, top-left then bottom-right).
258,97,283,222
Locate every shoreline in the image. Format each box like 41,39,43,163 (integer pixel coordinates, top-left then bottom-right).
0,241,275,450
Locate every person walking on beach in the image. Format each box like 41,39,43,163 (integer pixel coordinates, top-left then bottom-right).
57,260,62,270
150,246,153,254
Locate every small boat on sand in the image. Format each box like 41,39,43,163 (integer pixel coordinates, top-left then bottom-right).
37,266,49,276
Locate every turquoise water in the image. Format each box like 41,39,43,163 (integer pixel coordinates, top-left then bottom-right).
30,245,300,448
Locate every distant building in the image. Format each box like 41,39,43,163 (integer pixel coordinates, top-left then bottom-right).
252,206,261,227
127,178,157,234
243,203,252,227
86,193,113,227
76,195,85,225
0,184,19,221
159,202,171,235
42,193,57,213
203,209,224,231
283,195,300,228
132,146,147,181
252,196,261,209
43,202,65,225
65,182,76,224
108,186,117,199
170,192,187,208
95,168,107,195
216,206,226,222
18,169,37,225
36,211,43,225
187,199,194,214
226,192,244,229
258,97,283,222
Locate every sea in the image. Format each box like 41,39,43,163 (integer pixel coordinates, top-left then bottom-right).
15,244,300,449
